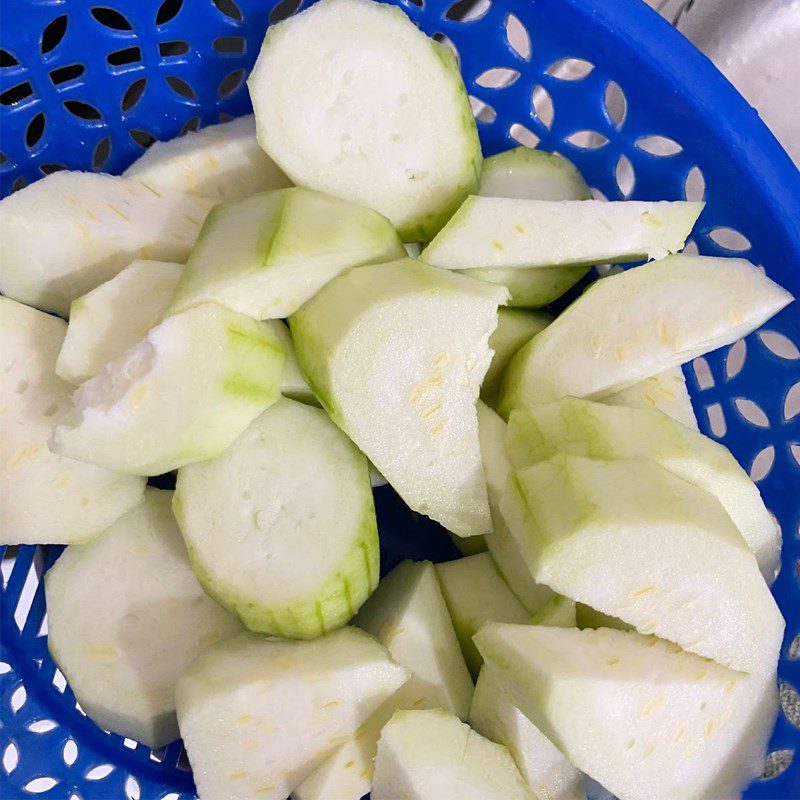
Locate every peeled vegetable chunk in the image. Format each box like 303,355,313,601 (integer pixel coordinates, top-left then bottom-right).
477,401,554,612
296,560,473,800
56,260,183,385
479,147,592,202
123,115,290,201
45,488,240,747
475,624,779,800
176,628,409,800
175,398,378,638
507,397,780,582
602,366,697,430
462,265,589,309
497,255,794,415
291,259,507,537
421,198,702,271
168,188,405,319
51,303,284,475
0,172,214,316
482,308,551,404
436,553,530,677
265,319,316,403
470,669,584,800
248,0,481,240
500,454,783,675
373,708,534,800
530,595,577,628
0,297,144,544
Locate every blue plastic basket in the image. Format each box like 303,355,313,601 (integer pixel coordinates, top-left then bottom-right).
1,0,799,797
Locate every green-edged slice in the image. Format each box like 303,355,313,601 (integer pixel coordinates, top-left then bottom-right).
482,308,551,405
264,320,316,404
45,488,240,747
291,259,507,538
475,624,779,800
372,708,535,800
0,171,214,316
421,198,702,270
56,260,183,385
51,303,284,475
174,398,378,638
462,265,590,309
436,552,530,678
168,187,405,319
176,628,409,800
477,401,555,613
497,255,793,414
123,114,291,201
470,669,583,800
500,454,784,675
507,397,780,582
1,297,144,544
248,0,481,241
530,595,577,628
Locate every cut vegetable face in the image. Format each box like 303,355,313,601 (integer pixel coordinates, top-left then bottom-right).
497,254,794,415
479,147,592,202
264,319,316,404
373,708,535,800
421,198,702,270
291,259,507,538
436,552,530,678
475,624,779,800
248,0,481,240
45,488,240,748
56,260,183,385
507,397,780,582
482,308,551,405
176,627,409,800
297,560,473,800
123,114,291,201
1,297,144,545
500,454,784,675
0,172,214,317
470,669,584,800
602,366,697,430
462,265,590,309
168,187,405,319
477,401,554,613
175,398,378,638
51,303,284,476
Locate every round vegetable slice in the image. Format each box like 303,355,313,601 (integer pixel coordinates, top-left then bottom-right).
174,398,379,638
248,0,481,241
1,297,144,545
51,303,285,475
45,488,241,748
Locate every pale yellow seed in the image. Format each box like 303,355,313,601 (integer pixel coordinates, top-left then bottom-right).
704,720,715,737
613,344,625,363
7,444,40,472
53,472,72,489
430,421,444,438
422,403,441,420
129,383,149,409
589,333,602,355
631,584,655,598
639,694,665,718
644,742,655,757
108,203,130,221
433,352,451,368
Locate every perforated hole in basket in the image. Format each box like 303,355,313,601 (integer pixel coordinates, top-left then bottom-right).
1,0,799,798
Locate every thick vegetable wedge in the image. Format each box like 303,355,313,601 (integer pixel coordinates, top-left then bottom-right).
0,172,214,316
470,669,584,800
124,115,290,200
45,488,240,747
602,366,697,430
51,303,284,475
482,308,551,404
265,320,316,403
436,553,530,678
497,255,793,414
500,455,784,674
1,297,144,544
462,265,590,309
291,259,507,537
372,708,535,800
530,595,577,628
477,401,554,612
475,624,779,800
421,198,702,270
56,260,183,385
174,398,378,638
176,628,409,800
168,188,405,319
248,0,481,240
507,397,780,581
295,560,473,800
